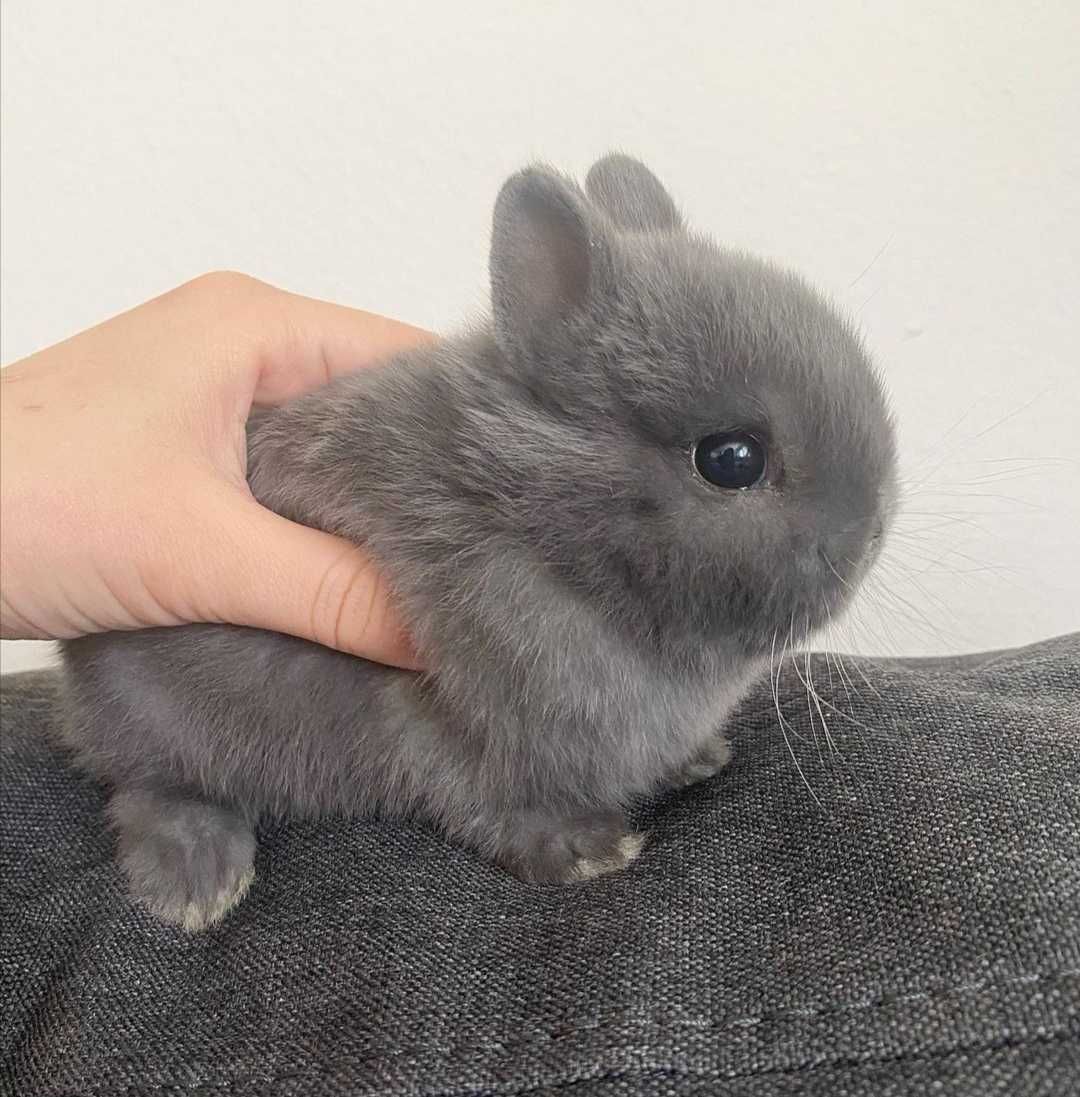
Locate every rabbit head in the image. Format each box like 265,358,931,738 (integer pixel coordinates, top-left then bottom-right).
485,154,897,661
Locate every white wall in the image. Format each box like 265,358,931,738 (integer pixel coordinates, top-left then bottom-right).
3,1,1078,674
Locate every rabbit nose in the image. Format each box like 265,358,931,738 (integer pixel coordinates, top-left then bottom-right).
866,519,887,566
820,528,867,575
820,515,885,579
817,542,847,581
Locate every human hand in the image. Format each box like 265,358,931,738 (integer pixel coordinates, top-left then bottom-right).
1,272,431,668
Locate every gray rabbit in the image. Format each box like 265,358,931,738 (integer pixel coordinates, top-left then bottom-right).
59,155,898,930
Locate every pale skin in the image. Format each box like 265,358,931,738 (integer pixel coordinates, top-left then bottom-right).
1,271,432,668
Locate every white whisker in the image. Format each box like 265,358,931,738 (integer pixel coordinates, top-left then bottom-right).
771,628,824,810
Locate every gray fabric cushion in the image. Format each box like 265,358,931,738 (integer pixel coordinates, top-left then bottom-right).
2,634,1079,1096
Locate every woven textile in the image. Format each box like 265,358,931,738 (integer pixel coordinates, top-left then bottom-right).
2,635,1078,1095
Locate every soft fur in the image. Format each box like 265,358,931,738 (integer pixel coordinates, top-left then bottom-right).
60,154,898,929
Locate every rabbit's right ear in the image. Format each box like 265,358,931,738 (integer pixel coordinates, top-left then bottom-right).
490,167,612,361
585,153,682,233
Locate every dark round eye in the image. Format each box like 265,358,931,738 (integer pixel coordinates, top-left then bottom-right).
692,431,768,489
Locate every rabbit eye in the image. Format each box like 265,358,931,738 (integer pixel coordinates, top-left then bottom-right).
692,431,767,489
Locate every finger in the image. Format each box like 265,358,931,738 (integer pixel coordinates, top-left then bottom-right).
203,495,421,669
253,289,437,407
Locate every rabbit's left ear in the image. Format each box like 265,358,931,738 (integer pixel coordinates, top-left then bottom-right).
489,166,613,362
585,153,682,233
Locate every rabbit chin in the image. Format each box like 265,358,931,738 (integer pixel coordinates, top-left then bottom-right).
714,565,875,662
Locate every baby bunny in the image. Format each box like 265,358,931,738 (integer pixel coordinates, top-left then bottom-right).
60,154,897,930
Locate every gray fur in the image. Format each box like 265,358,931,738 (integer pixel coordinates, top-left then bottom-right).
107,790,255,932
585,153,683,232
60,153,897,929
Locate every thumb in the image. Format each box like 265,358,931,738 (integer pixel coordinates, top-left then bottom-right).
200,494,420,669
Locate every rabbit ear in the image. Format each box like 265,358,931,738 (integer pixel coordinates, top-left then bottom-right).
490,167,612,360
585,153,682,233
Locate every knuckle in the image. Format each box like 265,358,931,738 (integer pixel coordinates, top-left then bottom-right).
190,270,260,295
169,271,270,312
155,272,279,346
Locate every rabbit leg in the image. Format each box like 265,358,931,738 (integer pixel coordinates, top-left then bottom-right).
665,734,733,789
491,810,645,885
107,787,256,932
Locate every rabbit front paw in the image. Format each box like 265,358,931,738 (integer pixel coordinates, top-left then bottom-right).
496,811,644,885
108,789,256,932
666,735,733,789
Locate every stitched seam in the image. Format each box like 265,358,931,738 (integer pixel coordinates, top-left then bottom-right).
39,1026,1080,1097
464,1028,1080,1097
22,968,1080,1096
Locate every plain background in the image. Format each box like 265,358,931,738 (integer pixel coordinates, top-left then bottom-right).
2,1,1078,674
